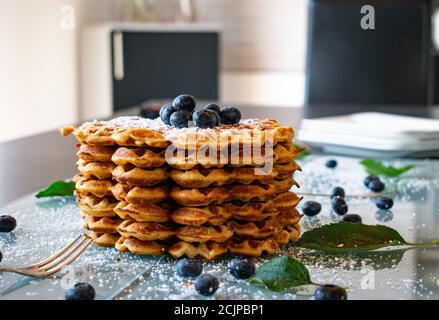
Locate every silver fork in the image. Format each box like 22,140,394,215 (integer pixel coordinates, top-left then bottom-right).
0,234,92,277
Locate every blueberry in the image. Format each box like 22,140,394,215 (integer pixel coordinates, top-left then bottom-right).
160,104,175,125
301,201,322,217
65,282,95,300
314,284,347,300
363,175,380,187
220,106,241,125
204,103,221,114
375,196,393,210
330,186,345,199
193,110,217,128
325,159,337,168
205,109,220,126
173,94,196,112
0,251,2,263
368,180,385,193
331,197,348,215
342,214,362,223
194,274,219,296
0,215,16,233
170,111,192,128
228,259,256,279
176,259,203,278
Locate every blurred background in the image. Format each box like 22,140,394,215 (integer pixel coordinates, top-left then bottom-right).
1,0,439,143
0,0,306,142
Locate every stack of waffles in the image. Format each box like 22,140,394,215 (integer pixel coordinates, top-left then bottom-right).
61,116,303,259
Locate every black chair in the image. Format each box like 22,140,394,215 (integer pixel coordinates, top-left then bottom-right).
305,0,435,118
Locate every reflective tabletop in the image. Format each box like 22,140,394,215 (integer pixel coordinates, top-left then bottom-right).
0,155,438,300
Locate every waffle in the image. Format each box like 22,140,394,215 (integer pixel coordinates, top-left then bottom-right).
117,220,175,241
176,224,233,243
68,117,293,149
88,232,120,247
111,183,169,205
230,208,302,239
81,213,122,233
112,164,169,187
74,175,113,197
115,237,166,255
166,142,297,171
168,241,228,260
275,161,301,178
112,147,166,168
170,166,278,188
77,144,115,162
114,201,171,223
75,192,118,217
275,143,303,164
170,192,301,225
76,159,115,180
273,177,298,194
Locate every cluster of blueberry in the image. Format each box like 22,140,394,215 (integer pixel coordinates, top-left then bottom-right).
160,94,241,129
176,258,255,296
301,160,395,222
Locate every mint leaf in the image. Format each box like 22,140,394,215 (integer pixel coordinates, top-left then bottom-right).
35,180,75,198
295,221,439,253
360,159,414,177
295,144,310,159
249,256,314,292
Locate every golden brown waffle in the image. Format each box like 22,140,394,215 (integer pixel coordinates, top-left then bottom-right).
165,118,294,149
275,143,303,163
230,209,302,239
117,220,175,241
88,232,120,247
170,166,278,188
112,164,169,187
81,213,122,233
114,201,171,223
285,223,301,242
115,237,166,255
168,241,228,260
76,191,118,217
74,175,113,197
77,144,115,162
273,177,298,194
112,147,166,168
170,182,278,206
76,159,115,180
111,183,169,205
176,224,233,243
170,192,301,225
68,117,293,149
275,161,301,178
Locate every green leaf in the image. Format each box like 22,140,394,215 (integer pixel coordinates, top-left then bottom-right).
35,180,76,198
295,221,439,253
295,144,310,159
360,159,414,177
249,256,314,292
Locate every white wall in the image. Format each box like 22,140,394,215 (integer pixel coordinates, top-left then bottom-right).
0,0,121,142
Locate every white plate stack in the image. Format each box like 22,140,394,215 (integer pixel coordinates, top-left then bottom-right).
298,112,439,158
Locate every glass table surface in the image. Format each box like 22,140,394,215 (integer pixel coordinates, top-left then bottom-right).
0,155,439,300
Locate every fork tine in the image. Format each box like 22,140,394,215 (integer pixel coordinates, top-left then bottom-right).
43,238,93,276
29,234,83,268
39,236,90,271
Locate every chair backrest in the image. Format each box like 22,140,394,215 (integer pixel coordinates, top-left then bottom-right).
305,0,434,115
